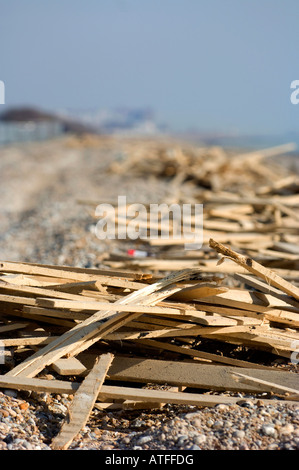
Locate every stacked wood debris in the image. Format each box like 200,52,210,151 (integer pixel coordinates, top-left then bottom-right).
83,141,299,282
0,240,298,449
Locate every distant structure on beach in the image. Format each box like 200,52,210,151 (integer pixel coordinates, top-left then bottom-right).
0,106,98,146
0,105,162,145
57,107,162,136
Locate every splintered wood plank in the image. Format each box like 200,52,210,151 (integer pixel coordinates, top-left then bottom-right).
0,283,100,302
136,339,269,369
23,306,89,321
97,384,297,407
106,357,298,393
35,298,186,315
170,283,228,301
1,336,56,347
0,293,36,306
209,239,299,300
231,371,299,398
0,322,29,333
0,374,296,406
202,329,298,358
45,280,105,294
94,401,164,411
0,374,80,394
0,261,148,290
6,268,201,378
4,261,152,280
234,273,299,310
51,353,114,450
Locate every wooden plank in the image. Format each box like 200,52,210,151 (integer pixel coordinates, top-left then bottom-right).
197,303,299,327
209,239,299,300
202,330,297,358
97,384,297,407
106,357,298,393
0,283,102,302
264,311,299,328
14,310,77,328
272,241,299,255
0,293,36,306
5,268,202,378
170,283,228,301
45,280,105,294
231,371,299,399
94,401,164,411
195,296,272,314
0,336,56,347
234,273,299,310
0,374,80,394
0,322,29,333
8,261,152,280
0,274,62,288
51,357,87,376
136,339,269,369
198,289,299,312
35,298,188,315
0,373,296,406
188,303,264,319
105,324,255,341
149,232,273,247
23,306,89,322
51,353,114,450
0,262,148,290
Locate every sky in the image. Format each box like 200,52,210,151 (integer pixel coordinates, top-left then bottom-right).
0,0,298,136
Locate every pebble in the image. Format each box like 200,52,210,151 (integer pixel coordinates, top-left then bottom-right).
137,435,152,445
193,434,206,445
261,424,277,437
279,424,294,435
232,430,246,439
3,390,18,399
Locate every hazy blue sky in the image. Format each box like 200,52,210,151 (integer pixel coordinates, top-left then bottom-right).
0,0,298,135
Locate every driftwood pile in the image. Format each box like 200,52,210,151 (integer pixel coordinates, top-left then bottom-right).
90,141,299,281
0,239,298,449
0,139,298,449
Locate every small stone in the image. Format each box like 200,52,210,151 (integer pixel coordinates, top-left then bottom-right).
237,399,254,408
190,444,201,450
23,441,33,450
0,409,9,418
232,430,245,439
213,420,224,430
261,424,276,437
215,404,230,412
3,389,18,399
256,400,265,407
191,418,201,428
3,434,14,444
7,408,17,417
137,435,152,445
185,412,200,420
177,435,188,446
194,434,206,445
279,424,294,435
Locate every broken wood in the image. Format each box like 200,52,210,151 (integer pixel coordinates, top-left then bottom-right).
51,353,114,450
209,239,299,301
